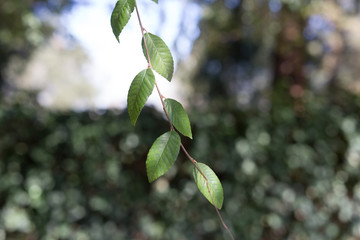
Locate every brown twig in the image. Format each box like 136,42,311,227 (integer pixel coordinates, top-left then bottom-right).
154,82,173,130
135,1,152,69
134,1,234,239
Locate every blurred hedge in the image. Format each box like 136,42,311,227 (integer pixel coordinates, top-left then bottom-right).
1,88,360,240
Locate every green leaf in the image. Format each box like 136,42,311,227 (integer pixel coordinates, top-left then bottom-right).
142,33,174,81
193,163,224,209
146,131,181,182
127,69,155,125
151,0,158,3
110,0,135,42
164,98,192,139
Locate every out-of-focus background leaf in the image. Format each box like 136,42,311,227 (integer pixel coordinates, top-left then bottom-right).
2,0,360,240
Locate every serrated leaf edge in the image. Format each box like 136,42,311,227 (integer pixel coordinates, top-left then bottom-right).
146,131,181,182
193,163,224,210
142,33,174,81
127,68,155,125
110,0,135,42
164,98,192,139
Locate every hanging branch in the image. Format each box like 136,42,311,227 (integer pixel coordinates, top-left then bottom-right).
110,0,234,239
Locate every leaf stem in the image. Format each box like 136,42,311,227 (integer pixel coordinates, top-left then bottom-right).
135,0,152,69
134,1,234,239
181,143,197,163
154,81,173,130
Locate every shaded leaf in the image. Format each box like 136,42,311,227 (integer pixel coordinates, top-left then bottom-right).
193,163,224,209
111,0,135,42
146,131,180,182
142,33,174,81
127,69,155,125
164,98,192,139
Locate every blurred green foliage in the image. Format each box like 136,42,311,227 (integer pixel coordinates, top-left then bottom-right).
190,87,360,240
2,86,360,240
2,0,360,239
0,99,174,239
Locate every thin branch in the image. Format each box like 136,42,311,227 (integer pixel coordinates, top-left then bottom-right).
183,143,234,240
135,1,152,69
154,81,173,130
134,1,234,239
181,143,197,163
135,1,172,129
206,182,235,240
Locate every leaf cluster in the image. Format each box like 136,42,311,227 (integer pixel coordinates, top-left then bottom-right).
110,0,224,211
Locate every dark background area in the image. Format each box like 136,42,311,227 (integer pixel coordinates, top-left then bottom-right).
2,0,360,239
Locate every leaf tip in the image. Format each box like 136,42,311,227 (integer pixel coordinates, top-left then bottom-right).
185,132,193,139
217,199,223,210
128,109,137,126
147,175,155,183
166,75,172,82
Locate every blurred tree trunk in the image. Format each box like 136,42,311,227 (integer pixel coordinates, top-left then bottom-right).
273,6,306,98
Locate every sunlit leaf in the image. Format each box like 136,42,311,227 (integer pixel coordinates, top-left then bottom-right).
127,68,155,125
110,0,135,42
142,33,174,81
164,98,192,139
146,131,180,182
151,0,158,3
193,163,224,209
